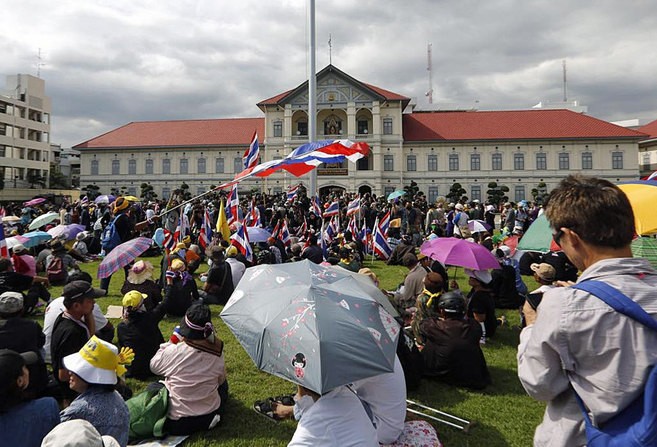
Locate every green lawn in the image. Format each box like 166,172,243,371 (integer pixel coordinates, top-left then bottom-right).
42,258,545,446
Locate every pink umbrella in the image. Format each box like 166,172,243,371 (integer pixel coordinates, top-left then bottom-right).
420,237,500,270
97,237,153,279
6,235,29,250
24,197,47,207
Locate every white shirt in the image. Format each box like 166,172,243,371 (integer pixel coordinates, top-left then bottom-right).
352,356,406,444
226,258,246,287
42,297,108,363
288,386,378,447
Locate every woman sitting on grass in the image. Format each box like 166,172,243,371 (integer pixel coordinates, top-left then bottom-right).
60,336,133,447
149,303,228,435
120,261,162,311
153,259,199,317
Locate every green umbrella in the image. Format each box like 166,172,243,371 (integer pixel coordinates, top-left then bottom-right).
517,214,559,253
631,237,657,270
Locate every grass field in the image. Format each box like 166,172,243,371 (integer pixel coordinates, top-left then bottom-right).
41,258,546,446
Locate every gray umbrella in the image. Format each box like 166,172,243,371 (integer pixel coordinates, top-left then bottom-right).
220,260,401,395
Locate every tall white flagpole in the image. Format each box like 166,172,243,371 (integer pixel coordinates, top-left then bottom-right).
308,0,318,198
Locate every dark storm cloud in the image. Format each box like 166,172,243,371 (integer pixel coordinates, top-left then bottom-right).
3,0,657,147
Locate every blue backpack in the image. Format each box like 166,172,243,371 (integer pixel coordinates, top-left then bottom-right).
571,280,657,447
101,215,122,252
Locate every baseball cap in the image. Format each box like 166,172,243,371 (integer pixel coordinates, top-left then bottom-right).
62,281,106,306
531,263,556,282
122,291,147,308
0,291,23,314
0,349,38,388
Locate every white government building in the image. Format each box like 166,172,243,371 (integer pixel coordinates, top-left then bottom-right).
75,65,646,202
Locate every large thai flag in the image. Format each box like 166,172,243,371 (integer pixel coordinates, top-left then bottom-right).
323,201,340,218
346,195,360,217
226,184,239,225
231,223,253,263
379,210,391,237
310,195,323,217
286,184,300,202
373,218,392,260
243,131,260,170
233,139,370,182
271,220,281,240
199,208,212,250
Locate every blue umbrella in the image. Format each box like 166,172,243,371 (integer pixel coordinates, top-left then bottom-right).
22,231,53,248
387,190,406,201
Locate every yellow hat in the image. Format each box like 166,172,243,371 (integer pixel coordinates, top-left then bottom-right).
175,242,187,251
226,245,238,257
122,291,147,308
114,197,130,212
182,235,191,246
171,258,186,271
62,336,134,384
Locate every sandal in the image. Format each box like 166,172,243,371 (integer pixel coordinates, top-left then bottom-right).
272,394,295,406
253,398,280,422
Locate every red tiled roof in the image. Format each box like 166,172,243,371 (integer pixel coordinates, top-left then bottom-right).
257,90,293,107
638,119,657,140
74,118,265,149
362,83,410,102
402,110,647,142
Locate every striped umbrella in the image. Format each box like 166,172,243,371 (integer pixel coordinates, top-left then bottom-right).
467,219,492,233
631,237,657,270
97,237,153,279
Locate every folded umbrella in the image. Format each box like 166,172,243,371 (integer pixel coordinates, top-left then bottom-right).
220,260,400,395
420,237,500,270
28,212,59,230
97,237,153,279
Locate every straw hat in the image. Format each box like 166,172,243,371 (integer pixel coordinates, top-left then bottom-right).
127,260,154,284
531,263,556,282
62,336,133,385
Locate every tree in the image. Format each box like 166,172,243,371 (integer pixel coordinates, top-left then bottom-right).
404,180,419,198
84,184,100,200
27,171,47,189
179,182,191,201
49,165,69,189
487,182,510,206
531,182,549,205
446,182,467,203
140,183,157,202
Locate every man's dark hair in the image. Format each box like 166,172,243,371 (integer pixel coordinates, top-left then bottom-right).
67,271,93,284
545,175,634,248
0,258,12,272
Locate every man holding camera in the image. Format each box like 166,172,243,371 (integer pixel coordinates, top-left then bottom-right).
517,175,657,446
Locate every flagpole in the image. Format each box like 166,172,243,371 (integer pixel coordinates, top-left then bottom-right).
308,0,318,198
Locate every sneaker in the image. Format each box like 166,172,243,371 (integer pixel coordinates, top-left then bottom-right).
479,336,487,345
208,414,221,429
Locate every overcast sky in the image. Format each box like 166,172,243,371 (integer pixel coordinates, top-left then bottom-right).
2,0,656,147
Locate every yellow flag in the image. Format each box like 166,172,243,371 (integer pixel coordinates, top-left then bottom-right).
216,198,231,241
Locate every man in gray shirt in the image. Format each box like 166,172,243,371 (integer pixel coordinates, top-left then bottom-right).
517,175,657,446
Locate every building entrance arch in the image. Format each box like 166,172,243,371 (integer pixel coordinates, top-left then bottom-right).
319,185,346,198
358,185,372,196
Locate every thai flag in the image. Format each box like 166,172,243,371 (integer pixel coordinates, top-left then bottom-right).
323,200,340,218
279,220,291,247
296,216,308,237
311,195,323,217
271,220,281,240
286,184,300,202
246,199,260,227
173,216,182,244
320,218,337,260
233,139,370,181
360,220,371,254
163,228,176,252
648,171,657,181
345,195,360,217
231,223,253,263
347,216,358,241
379,210,391,237
243,131,260,170
0,224,7,258
373,218,392,260
180,213,190,240
199,208,212,250
226,184,239,225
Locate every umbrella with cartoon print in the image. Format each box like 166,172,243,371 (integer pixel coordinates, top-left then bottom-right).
220,259,400,395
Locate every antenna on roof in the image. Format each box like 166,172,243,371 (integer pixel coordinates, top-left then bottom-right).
328,34,332,65
562,59,567,102
36,48,45,78
426,43,433,104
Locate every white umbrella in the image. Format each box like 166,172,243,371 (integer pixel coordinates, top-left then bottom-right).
28,212,59,230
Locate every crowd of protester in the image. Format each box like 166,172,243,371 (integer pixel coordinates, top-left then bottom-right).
0,176,648,446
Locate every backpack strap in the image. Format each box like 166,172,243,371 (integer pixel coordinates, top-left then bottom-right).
572,280,657,332
569,280,657,425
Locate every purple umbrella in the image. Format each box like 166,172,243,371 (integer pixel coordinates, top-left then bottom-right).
94,194,116,205
47,224,86,241
24,197,47,207
467,219,492,233
97,237,153,279
420,237,500,270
